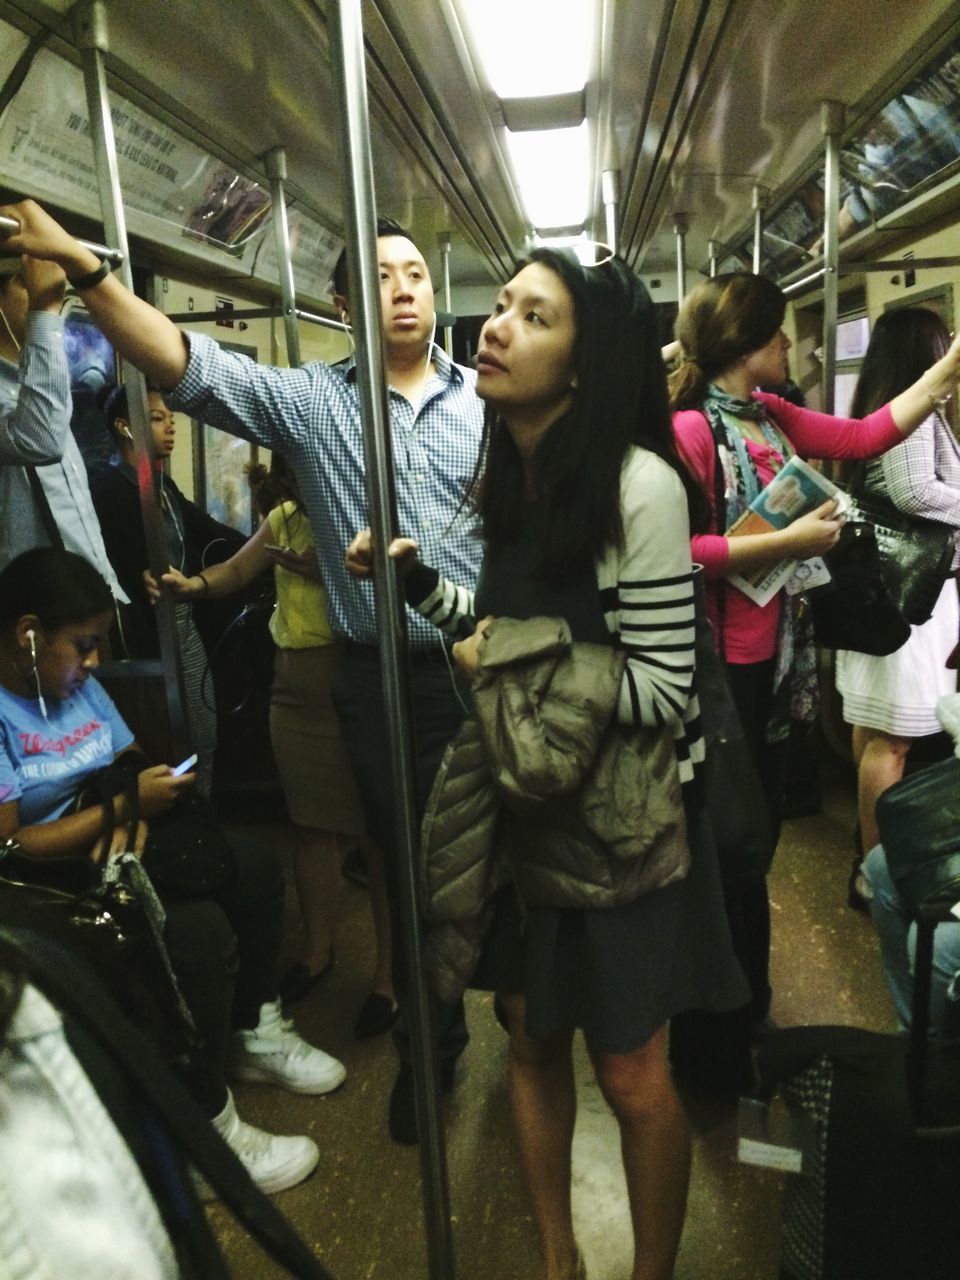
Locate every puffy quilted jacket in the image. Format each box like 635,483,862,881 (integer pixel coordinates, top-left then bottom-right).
419,616,690,1000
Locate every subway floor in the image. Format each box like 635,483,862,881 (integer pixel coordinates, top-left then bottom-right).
210,757,897,1280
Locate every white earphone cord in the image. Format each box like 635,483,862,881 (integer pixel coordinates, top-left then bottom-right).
0,306,21,354
27,631,49,723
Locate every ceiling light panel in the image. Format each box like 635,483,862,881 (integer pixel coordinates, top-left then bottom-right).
505,123,590,229
458,0,595,99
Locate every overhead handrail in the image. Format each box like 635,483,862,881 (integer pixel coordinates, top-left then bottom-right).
781,266,828,296
780,255,960,299
0,214,124,267
162,305,349,331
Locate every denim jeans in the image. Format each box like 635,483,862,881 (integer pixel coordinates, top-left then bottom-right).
863,843,960,1038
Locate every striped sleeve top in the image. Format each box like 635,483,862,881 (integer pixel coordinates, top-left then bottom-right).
406,446,704,782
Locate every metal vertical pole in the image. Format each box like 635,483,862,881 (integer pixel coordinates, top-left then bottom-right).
437,231,453,358
328,5,456,1279
821,100,845,414
602,168,620,254
708,238,719,279
751,185,768,275
264,146,302,368
73,0,187,750
674,212,689,303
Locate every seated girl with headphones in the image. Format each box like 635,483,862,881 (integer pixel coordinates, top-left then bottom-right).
0,547,347,1196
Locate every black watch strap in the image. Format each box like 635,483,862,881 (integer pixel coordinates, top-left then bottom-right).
68,259,112,290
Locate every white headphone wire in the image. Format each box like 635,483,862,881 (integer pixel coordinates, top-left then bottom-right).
0,306,21,354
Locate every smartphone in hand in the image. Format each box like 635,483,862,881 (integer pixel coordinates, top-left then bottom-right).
171,753,198,777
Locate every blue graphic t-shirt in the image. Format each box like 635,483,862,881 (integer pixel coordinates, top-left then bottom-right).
0,678,135,825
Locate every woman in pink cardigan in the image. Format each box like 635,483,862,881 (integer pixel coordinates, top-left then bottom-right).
669,271,960,1048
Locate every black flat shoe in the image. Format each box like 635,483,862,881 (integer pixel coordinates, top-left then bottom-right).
278,955,334,1006
353,992,399,1039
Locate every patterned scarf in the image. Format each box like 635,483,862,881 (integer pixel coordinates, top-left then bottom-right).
701,384,818,740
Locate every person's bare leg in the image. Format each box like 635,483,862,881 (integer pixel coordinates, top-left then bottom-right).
290,824,340,972
499,992,581,1280
851,725,912,853
359,838,394,999
588,1027,691,1280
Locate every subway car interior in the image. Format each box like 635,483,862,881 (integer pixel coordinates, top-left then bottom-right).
1,0,960,1277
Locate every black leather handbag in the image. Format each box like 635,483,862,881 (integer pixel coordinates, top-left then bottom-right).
0,839,196,1058
848,466,955,626
809,520,912,655
875,757,960,911
693,570,775,883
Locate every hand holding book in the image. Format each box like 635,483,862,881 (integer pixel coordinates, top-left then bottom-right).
726,456,849,606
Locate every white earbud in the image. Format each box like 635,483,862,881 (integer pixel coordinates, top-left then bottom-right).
24,628,48,721
121,426,134,440
340,309,350,328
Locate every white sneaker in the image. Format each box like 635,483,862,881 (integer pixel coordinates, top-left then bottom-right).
211,1089,319,1195
230,997,347,1095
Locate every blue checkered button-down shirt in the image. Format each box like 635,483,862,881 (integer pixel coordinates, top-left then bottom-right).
168,334,484,647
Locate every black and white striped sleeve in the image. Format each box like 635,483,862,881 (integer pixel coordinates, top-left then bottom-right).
603,452,696,729
403,561,476,636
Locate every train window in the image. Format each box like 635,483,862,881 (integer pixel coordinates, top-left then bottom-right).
836,315,870,361
62,303,117,475
834,315,870,416
190,342,259,535
838,34,960,240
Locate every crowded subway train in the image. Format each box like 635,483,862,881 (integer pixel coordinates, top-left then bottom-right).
1,0,960,1277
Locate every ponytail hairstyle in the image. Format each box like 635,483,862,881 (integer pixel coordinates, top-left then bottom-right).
0,548,114,633
669,272,787,409
246,452,302,521
475,247,708,576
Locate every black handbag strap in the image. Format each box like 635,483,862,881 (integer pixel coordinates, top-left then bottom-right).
847,460,868,497
0,923,334,1279
25,466,66,549
705,410,730,663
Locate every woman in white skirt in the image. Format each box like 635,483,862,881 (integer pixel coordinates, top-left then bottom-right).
836,307,960,906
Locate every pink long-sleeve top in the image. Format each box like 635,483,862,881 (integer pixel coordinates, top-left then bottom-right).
673,392,902,663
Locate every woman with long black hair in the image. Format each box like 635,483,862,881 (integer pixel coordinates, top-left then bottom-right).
349,248,746,1280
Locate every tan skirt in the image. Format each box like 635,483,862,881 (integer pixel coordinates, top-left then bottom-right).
269,645,366,835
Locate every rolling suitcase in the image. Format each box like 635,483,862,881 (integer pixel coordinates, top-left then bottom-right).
754,907,960,1280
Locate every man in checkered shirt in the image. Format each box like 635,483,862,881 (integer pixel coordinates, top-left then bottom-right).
3,199,485,1145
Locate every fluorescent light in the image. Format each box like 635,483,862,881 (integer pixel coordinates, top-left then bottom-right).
506,123,590,229
459,1,594,98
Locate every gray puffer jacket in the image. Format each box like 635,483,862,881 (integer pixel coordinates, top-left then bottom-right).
420,616,690,1001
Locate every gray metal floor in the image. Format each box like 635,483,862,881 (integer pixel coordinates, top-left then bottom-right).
211,763,895,1279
